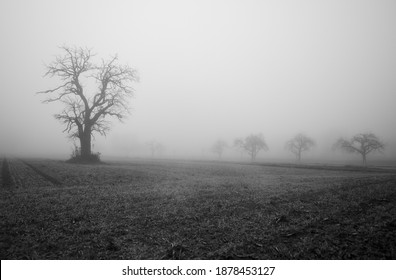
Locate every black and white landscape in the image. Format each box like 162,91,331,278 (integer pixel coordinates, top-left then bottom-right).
0,0,395,260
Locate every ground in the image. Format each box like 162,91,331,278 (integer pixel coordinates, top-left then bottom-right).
1,157,395,259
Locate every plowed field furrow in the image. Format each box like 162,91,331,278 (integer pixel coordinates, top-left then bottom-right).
1,158,14,188
22,160,62,186
0,158,3,187
25,159,161,187
6,159,55,188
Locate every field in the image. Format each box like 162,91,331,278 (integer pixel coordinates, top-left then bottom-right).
1,157,396,259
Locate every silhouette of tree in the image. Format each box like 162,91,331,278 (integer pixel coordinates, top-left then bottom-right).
334,133,385,166
147,140,165,157
211,140,227,159
38,46,138,162
285,133,315,162
237,134,269,161
233,138,245,158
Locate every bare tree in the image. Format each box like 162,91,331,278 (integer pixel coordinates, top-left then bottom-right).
233,138,245,158
285,133,315,162
147,140,165,157
238,134,269,161
211,140,227,159
334,133,385,166
38,46,138,162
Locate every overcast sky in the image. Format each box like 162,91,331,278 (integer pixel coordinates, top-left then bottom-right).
1,0,395,161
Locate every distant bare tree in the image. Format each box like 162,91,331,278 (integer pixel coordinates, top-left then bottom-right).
238,134,269,161
211,140,227,159
285,133,315,162
333,133,385,166
38,46,138,162
233,138,245,158
147,140,165,157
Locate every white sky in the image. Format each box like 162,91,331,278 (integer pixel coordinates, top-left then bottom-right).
1,0,395,160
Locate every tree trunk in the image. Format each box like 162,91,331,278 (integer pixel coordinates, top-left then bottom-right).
80,129,92,160
362,153,367,166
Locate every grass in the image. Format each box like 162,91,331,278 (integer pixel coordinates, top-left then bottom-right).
0,158,395,259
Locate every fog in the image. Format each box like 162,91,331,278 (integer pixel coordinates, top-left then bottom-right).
1,0,396,163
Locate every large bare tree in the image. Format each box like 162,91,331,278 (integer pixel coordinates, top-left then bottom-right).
334,133,385,166
38,46,138,161
285,133,315,162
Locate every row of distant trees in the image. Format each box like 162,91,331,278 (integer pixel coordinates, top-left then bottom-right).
211,133,385,166
38,46,386,166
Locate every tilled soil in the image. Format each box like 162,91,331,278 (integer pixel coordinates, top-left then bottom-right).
1,158,58,189
1,158,14,188
1,158,395,259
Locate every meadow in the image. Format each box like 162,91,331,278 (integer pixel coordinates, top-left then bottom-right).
1,158,395,259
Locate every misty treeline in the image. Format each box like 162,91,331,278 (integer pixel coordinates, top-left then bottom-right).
211,132,385,166
38,46,385,166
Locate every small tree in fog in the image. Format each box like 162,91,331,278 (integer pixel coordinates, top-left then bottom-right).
147,140,165,157
239,134,269,161
38,46,138,162
285,133,315,162
233,138,245,158
333,133,385,166
211,140,227,159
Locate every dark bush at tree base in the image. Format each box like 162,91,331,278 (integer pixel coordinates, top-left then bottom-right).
67,146,101,163
67,153,101,164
